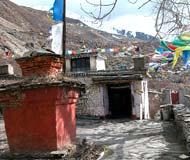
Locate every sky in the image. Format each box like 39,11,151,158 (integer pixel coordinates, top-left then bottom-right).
10,0,156,35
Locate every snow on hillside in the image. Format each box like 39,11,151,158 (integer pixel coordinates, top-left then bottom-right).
67,11,156,41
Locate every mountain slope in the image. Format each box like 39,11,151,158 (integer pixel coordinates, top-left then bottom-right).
0,0,53,32
0,0,158,56
0,0,54,55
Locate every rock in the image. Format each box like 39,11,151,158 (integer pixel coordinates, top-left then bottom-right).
179,154,189,159
154,110,162,120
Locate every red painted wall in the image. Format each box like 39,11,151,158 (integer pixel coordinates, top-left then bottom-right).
171,91,179,104
2,86,78,152
56,104,76,149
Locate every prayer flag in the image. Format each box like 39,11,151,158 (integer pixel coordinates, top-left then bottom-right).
51,23,63,55
52,0,63,21
182,50,190,69
106,48,110,53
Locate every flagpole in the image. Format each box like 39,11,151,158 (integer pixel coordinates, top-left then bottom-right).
62,0,66,73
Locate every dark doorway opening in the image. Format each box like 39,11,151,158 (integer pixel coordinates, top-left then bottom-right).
108,83,132,118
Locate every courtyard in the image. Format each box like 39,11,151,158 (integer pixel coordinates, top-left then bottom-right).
77,118,188,160
0,118,189,159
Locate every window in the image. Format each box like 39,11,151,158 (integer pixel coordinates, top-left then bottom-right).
71,57,90,72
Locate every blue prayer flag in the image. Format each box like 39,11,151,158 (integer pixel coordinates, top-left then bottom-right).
52,0,63,21
156,47,164,54
182,50,190,69
106,48,110,53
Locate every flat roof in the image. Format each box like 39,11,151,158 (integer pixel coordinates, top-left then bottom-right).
92,74,143,84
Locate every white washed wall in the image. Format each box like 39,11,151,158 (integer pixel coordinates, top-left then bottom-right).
96,57,106,71
131,80,149,119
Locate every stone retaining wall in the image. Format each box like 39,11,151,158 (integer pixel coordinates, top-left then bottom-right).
148,80,190,118
173,104,190,152
75,76,106,116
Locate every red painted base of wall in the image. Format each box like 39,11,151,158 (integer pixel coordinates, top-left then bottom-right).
2,86,78,152
131,114,139,120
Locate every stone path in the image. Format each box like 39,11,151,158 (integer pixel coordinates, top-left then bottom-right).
0,118,189,159
77,118,189,160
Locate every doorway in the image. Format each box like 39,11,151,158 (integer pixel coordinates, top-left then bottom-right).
108,83,132,118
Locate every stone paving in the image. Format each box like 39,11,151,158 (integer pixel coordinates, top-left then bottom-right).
77,118,189,160
0,118,189,160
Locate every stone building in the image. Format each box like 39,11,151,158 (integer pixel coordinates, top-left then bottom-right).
66,52,150,119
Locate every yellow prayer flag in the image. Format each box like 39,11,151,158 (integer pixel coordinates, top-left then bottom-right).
101,48,106,53
172,46,190,68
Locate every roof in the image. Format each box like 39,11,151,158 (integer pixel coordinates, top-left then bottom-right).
0,75,85,92
92,74,143,84
66,52,99,59
18,49,62,60
65,70,147,77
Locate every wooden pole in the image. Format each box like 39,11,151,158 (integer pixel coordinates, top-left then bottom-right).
62,0,66,73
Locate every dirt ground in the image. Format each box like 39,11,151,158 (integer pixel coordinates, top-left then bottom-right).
0,118,189,160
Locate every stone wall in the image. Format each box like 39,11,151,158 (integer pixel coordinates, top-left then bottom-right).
72,76,190,119
75,76,106,116
148,80,190,118
173,104,190,153
75,76,148,118
131,81,142,119
179,88,190,108
148,91,162,119
75,76,190,119
85,84,105,116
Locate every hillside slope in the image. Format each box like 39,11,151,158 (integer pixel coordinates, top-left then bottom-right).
0,0,158,57
0,0,55,55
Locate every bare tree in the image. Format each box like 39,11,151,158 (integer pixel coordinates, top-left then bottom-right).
81,0,190,39
80,0,118,22
152,0,190,39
